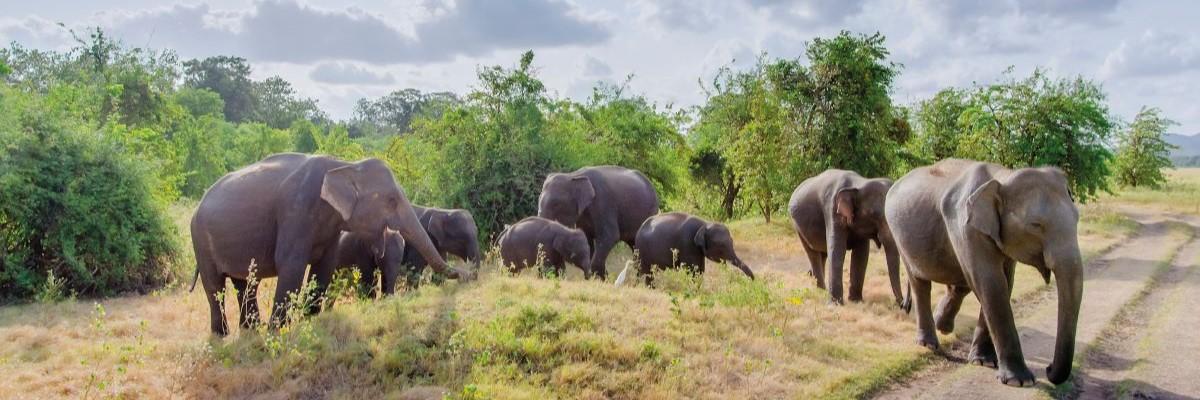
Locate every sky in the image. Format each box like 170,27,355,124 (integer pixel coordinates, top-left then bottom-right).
3,0,1199,133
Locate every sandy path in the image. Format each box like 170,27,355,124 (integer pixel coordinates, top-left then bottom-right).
1075,214,1200,399
875,211,1193,400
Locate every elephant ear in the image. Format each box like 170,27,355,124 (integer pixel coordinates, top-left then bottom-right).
572,176,595,216
693,224,708,251
966,179,1003,248
321,164,361,222
834,188,858,226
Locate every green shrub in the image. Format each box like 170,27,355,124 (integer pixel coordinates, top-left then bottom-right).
0,95,177,299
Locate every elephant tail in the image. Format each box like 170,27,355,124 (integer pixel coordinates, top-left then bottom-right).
189,264,199,292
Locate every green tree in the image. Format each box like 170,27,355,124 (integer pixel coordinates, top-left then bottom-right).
183,56,255,122
351,88,461,136
251,76,325,129
910,87,970,163
1113,107,1178,188
572,81,685,195
174,87,225,118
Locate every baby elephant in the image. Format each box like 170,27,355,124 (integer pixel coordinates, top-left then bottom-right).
334,230,406,295
635,212,754,284
498,217,591,277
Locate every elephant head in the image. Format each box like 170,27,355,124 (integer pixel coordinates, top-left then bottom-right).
538,173,595,228
834,178,905,307
428,210,483,269
321,159,473,281
967,167,1081,384
554,228,592,272
695,222,755,279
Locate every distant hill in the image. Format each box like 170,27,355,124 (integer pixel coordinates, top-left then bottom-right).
1166,133,1200,166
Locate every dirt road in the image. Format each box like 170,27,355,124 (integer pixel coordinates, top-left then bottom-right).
874,210,1200,400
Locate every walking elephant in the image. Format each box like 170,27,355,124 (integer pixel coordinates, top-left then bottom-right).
788,169,905,306
497,217,591,277
334,230,405,295
884,159,1082,386
190,153,474,335
634,212,754,285
400,206,482,288
538,166,659,280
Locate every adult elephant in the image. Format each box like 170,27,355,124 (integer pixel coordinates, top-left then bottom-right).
538,166,659,280
634,212,754,285
400,206,482,288
190,153,473,335
885,159,1082,386
334,230,405,295
788,169,905,306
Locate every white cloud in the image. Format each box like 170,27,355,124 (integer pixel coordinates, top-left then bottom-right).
1100,30,1200,79
309,62,395,85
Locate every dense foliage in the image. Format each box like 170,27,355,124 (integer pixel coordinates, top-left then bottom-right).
910,68,1117,201
1114,107,1177,188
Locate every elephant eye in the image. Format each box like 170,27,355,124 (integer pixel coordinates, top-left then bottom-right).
1030,222,1044,230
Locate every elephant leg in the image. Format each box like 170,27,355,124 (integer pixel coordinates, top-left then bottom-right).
270,268,306,327
968,258,1033,386
198,258,228,336
803,247,826,289
969,309,998,368
934,285,972,334
911,276,939,350
230,278,260,330
847,242,870,302
826,226,849,303
307,250,338,316
589,234,617,281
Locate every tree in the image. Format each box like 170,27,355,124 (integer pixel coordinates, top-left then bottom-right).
770,31,903,178
571,81,686,195
183,56,255,122
1113,107,1178,188
910,87,970,163
251,76,325,129
174,87,225,118
351,89,461,136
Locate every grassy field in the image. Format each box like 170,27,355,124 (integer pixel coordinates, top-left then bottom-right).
3,171,1191,399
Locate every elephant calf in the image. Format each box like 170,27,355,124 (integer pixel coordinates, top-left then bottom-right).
497,217,591,277
788,169,904,306
400,206,483,289
634,212,754,285
334,230,405,295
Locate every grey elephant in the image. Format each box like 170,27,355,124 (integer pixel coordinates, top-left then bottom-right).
399,206,482,288
497,217,591,277
333,230,405,295
884,159,1081,386
634,212,754,285
788,169,904,306
190,153,473,335
538,166,659,279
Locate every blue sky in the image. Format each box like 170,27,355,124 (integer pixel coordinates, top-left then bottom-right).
3,0,1198,133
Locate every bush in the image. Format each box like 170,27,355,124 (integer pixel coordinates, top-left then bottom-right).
0,94,177,300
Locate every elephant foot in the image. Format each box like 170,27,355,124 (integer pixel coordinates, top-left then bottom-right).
934,313,955,334
916,332,939,351
847,294,864,302
827,297,845,306
968,345,998,368
997,364,1036,387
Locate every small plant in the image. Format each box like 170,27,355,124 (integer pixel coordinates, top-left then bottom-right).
35,270,72,303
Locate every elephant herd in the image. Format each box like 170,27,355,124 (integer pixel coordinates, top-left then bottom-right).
191,153,1081,387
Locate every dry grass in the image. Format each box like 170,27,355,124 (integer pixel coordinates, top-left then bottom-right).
0,173,1166,399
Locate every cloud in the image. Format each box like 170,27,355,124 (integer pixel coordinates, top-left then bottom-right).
25,0,611,64
581,55,612,77
1101,30,1200,79
644,0,717,32
309,62,395,85
745,0,870,25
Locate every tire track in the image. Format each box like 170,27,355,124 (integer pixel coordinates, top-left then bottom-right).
874,212,1191,400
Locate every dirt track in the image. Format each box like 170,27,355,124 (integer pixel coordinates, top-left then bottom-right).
874,209,1200,400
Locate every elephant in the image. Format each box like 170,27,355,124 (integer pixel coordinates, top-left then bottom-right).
884,159,1082,386
634,212,754,285
497,217,591,277
788,169,905,306
190,153,473,335
538,166,659,280
334,230,405,295
399,206,483,289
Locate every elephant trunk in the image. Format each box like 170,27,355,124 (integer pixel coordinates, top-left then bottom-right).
731,256,755,280
880,230,905,309
467,245,482,270
392,200,469,281
1046,243,1083,385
